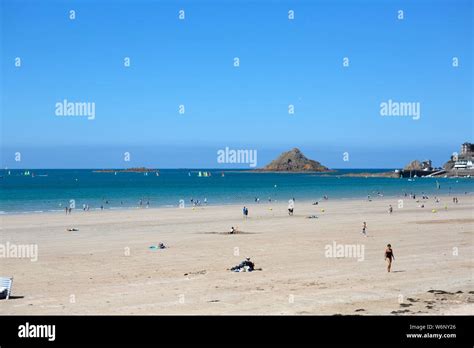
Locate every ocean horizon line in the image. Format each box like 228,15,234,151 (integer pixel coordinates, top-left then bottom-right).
2,168,399,171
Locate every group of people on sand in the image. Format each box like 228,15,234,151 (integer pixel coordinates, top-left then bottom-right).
190,198,207,206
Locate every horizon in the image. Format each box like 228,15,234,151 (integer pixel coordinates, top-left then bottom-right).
3,167,400,170
1,143,469,170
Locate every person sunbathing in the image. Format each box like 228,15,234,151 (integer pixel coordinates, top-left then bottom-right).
230,257,255,272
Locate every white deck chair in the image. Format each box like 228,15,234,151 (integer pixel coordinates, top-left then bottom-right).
0,277,13,300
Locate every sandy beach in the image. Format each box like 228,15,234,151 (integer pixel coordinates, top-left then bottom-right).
1,195,472,315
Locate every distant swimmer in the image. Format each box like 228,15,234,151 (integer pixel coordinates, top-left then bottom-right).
384,244,395,272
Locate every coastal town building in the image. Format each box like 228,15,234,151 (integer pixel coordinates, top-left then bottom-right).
461,142,474,156
454,142,474,170
421,160,433,171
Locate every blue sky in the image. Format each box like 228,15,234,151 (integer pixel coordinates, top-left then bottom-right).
1,0,472,168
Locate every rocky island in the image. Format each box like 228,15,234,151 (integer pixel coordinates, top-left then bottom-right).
259,148,330,172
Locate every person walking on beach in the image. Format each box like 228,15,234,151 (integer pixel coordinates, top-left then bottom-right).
384,244,395,272
288,199,294,216
388,205,393,214
243,206,248,219
362,222,367,237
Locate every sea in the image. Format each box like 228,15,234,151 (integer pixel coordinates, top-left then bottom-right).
0,169,472,214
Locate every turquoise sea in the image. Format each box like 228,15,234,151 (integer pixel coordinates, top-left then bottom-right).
0,169,472,214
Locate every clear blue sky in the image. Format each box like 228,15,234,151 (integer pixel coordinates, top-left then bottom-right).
1,0,472,168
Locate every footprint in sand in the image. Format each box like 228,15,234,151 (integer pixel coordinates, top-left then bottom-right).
184,270,207,276
427,289,454,295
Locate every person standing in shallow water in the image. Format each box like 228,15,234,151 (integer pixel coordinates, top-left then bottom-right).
385,244,395,272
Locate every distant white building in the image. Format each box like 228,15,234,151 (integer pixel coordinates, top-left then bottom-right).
454,142,473,170
454,159,473,169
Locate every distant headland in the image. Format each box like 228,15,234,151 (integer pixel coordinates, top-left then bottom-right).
258,142,473,178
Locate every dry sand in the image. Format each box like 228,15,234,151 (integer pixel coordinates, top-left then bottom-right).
0,195,473,315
